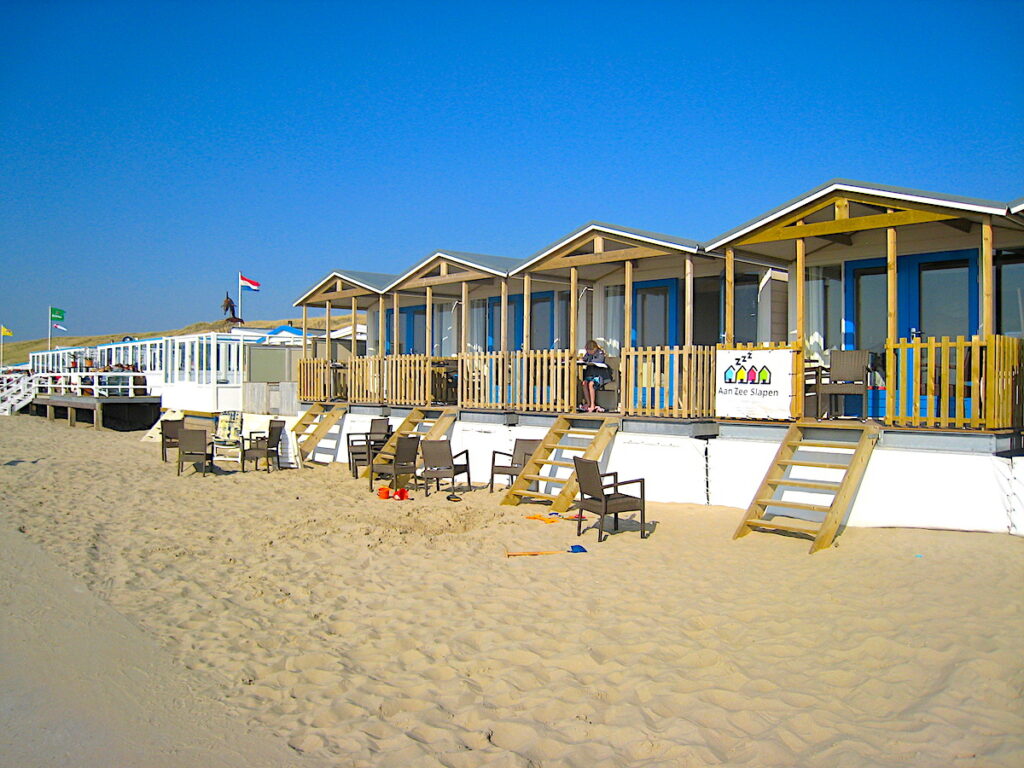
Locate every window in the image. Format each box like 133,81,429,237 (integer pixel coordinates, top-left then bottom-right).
997,250,1024,338
734,272,759,345
853,266,887,354
692,277,721,345
604,285,624,352
806,265,842,350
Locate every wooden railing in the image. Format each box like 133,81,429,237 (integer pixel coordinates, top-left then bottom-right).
885,335,1024,430
619,346,716,418
383,354,432,406
297,358,346,402
459,352,507,408
349,356,383,404
510,350,577,412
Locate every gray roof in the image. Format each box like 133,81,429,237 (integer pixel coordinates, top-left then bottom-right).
705,178,1012,251
435,250,524,273
512,220,702,275
1010,196,1024,215
294,269,399,306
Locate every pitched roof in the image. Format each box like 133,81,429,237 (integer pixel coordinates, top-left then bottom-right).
1010,196,1024,216
705,178,1011,252
383,250,522,291
512,220,702,275
293,269,398,306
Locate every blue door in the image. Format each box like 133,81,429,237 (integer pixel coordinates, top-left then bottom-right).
630,278,679,409
486,295,524,352
384,305,427,355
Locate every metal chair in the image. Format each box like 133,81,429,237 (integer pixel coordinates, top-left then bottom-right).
177,429,213,476
573,456,647,542
489,438,541,492
818,350,870,419
160,418,184,462
347,418,391,477
242,420,285,472
368,435,421,492
420,439,471,495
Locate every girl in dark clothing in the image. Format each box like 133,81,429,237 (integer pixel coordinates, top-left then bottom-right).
580,340,611,412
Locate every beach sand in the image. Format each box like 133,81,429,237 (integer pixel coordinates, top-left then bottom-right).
1,414,1022,767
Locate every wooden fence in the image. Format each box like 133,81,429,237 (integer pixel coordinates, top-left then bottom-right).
459,352,507,409
348,356,383,404
297,358,332,402
619,346,716,418
509,350,577,412
885,335,1024,430
383,354,432,406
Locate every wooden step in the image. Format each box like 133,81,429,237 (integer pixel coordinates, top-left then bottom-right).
542,443,588,451
744,519,820,535
521,474,570,484
554,428,600,436
536,460,574,468
510,490,560,501
767,478,842,491
778,459,849,470
756,498,831,513
789,440,857,450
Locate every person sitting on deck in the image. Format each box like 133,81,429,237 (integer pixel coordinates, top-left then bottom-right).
580,339,612,413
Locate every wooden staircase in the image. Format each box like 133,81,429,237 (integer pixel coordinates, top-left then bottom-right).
292,403,348,466
501,414,620,514
734,421,879,553
361,406,458,475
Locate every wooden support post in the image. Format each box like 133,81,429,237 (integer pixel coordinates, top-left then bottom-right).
460,281,469,355
684,254,694,346
425,285,433,356
351,297,358,357
725,248,735,345
301,305,308,358
886,218,897,343
569,267,579,352
623,259,633,350
500,278,509,353
377,296,385,356
95,402,103,430
982,214,994,335
325,301,333,362
794,240,805,349
392,292,400,356
46,404,54,421
523,274,532,350
68,406,76,427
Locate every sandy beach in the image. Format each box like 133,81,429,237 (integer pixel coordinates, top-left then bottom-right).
1,414,1022,767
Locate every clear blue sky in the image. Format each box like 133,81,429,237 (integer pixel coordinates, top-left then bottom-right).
2,0,1022,340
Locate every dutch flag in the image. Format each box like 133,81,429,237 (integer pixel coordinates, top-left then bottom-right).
239,273,261,292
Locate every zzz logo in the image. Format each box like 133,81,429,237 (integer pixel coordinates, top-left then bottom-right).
722,352,772,385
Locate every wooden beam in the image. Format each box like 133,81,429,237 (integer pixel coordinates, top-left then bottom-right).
325,301,333,363
887,218,897,343
834,198,849,219
740,209,958,245
684,254,693,346
392,292,400,356
569,267,578,352
523,273,532,350
398,268,493,291
623,259,633,350
982,215,994,335
537,244,673,271
460,280,469,355
500,278,508,353
378,296,385,356
439,262,449,276
593,235,604,253
425,285,433,356
794,240,805,349
302,305,308,358
725,248,735,345
351,297,358,357
311,286,374,303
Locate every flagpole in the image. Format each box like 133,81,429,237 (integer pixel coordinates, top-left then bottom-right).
48,307,52,351
237,272,243,324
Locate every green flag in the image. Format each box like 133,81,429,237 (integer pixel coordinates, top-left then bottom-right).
50,307,65,322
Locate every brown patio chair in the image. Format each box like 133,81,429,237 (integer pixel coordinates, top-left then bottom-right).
818,350,870,419
347,418,392,477
242,420,285,472
160,418,184,462
420,439,471,496
489,438,541,492
573,456,647,542
177,428,213,476
368,435,421,492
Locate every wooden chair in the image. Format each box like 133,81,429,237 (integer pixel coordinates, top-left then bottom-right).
160,418,184,462
818,350,870,419
420,439,471,495
177,429,213,476
242,420,285,472
368,435,421,492
489,438,541,492
572,456,647,542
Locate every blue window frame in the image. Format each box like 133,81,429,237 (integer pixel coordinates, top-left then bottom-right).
631,278,679,347
384,305,427,355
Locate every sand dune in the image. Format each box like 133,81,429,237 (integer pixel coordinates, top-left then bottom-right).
1,414,1022,767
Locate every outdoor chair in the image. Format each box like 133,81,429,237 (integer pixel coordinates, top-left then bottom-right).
420,439,471,496
573,456,647,542
489,438,541,492
177,428,213,476
211,410,244,464
160,418,184,462
242,420,285,472
368,435,421,492
817,350,870,419
347,418,392,477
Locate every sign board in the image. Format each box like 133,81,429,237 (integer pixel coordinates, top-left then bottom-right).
715,348,794,420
